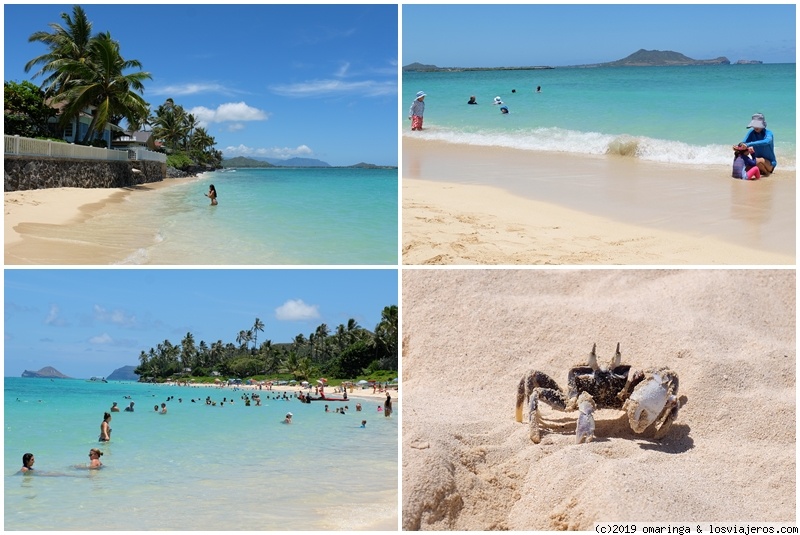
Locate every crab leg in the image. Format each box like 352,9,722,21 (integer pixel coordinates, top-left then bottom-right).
528,387,568,443
515,370,562,423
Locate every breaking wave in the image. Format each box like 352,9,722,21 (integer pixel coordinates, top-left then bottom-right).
406,126,795,170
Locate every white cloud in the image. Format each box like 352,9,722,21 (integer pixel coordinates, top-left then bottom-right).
223,144,313,160
275,299,320,321
45,304,68,327
93,305,137,327
226,123,245,132
89,333,113,345
269,79,396,98
149,83,237,97
335,62,350,78
189,102,269,127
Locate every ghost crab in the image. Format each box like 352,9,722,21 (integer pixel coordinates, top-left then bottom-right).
515,343,680,444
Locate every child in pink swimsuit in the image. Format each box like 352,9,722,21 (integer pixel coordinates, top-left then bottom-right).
732,143,761,180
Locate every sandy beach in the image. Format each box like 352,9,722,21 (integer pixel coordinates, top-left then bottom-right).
403,138,795,265
401,269,795,530
4,177,198,265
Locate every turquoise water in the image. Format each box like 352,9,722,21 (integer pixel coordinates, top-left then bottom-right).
403,64,795,169
4,378,398,530
117,167,398,265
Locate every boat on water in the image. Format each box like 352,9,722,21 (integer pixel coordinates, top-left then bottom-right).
87,377,108,383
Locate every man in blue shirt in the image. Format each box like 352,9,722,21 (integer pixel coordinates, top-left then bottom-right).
742,113,776,176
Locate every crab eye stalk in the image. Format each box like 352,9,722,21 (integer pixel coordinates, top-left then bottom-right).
588,343,599,371
611,342,621,368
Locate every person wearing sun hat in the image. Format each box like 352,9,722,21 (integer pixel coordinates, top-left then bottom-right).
409,91,426,131
741,113,776,175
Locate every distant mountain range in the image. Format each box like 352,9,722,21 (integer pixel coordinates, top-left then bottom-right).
404,49,762,71
222,156,395,169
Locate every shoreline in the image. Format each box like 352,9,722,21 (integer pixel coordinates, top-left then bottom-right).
4,176,203,264
403,137,795,265
154,380,400,404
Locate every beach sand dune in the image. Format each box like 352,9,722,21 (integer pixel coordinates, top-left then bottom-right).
402,138,795,265
401,270,795,530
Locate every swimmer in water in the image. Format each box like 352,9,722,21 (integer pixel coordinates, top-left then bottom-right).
20,453,35,473
99,412,112,442
76,449,104,470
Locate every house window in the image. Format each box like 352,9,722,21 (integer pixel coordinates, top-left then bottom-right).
63,123,73,138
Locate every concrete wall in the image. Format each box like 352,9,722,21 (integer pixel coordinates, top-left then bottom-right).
4,156,166,192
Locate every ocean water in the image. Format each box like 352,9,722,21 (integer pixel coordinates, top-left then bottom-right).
114,167,398,265
403,64,795,169
4,378,398,530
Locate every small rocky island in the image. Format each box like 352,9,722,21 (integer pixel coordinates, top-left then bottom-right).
21,366,70,378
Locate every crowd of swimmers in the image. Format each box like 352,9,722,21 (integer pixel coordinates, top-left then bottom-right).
18,386,394,475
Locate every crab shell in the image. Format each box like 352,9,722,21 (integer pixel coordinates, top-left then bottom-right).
623,371,675,434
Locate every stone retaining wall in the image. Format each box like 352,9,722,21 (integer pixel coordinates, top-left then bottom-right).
4,156,166,192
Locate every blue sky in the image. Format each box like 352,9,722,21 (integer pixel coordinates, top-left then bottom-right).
4,4,398,166
4,269,398,378
402,4,796,67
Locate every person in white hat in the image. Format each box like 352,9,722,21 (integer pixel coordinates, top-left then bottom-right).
409,91,426,131
283,412,293,424
741,113,776,175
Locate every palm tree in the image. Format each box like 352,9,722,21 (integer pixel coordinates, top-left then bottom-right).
315,323,330,362
24,5,94,99
182,113,198,150
152,102,187,151
374,305,398,366
180,332,196,373
252,317,265,348
56,32,151,143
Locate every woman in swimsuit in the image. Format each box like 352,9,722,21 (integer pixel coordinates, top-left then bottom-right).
20,452,35,473
99,412,112,442
88,449,104,469
205,184,218,206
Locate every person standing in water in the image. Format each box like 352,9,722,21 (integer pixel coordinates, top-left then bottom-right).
384,392,393,417
205,184,218,205
409,91,426,131
99,412,112,442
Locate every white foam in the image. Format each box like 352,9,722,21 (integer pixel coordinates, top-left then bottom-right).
114,248,149,265
407,127,795,170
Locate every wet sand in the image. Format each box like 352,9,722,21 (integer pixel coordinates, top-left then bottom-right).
5,177,199,265
403,138,795,265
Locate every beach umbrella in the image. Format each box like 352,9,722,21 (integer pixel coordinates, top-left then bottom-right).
317,378,327,384
357,380,369,385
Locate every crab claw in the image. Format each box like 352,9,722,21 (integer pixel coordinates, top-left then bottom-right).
623,370,678,434
575,392,596,444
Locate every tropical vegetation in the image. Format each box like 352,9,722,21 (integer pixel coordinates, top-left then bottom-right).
6,5,220,170
4,80,56,137
134,305,398,383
